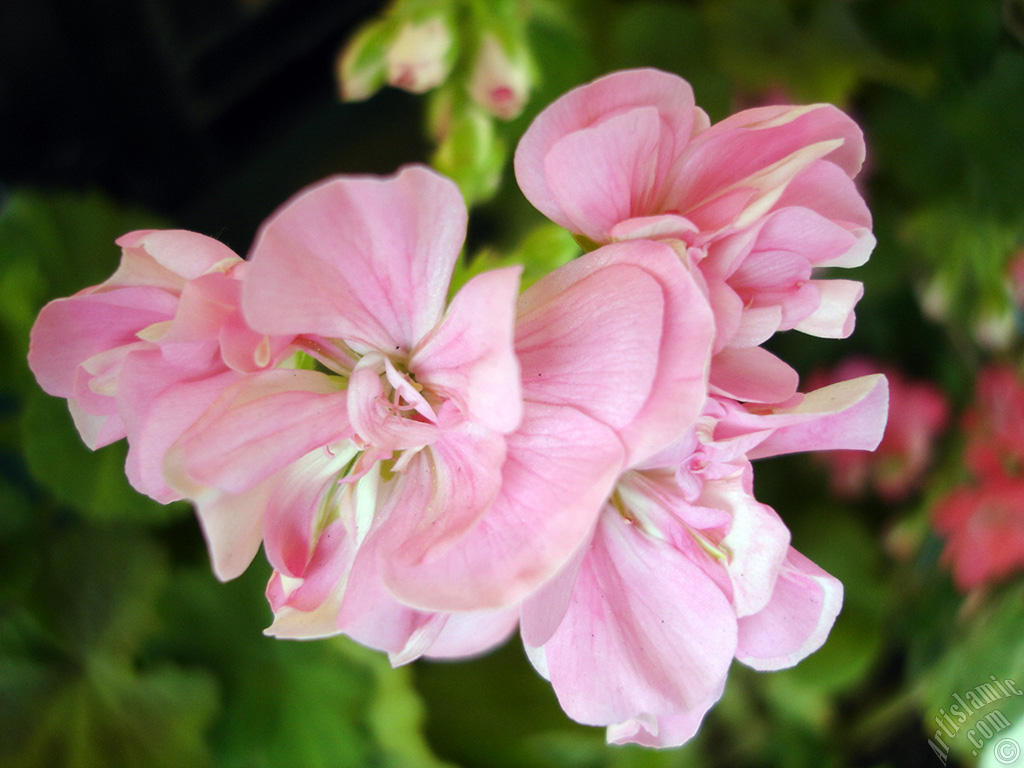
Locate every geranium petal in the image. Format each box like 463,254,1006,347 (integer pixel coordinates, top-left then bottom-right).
412,266,523,434
710,346,799,403
533,511,736,725
171,369,351,494
735,548,843,671
746,374,889,458
244,165,466,351
515,68,696,231
381,402,625,611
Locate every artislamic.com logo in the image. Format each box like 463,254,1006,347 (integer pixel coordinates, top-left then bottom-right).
929,676,1023,765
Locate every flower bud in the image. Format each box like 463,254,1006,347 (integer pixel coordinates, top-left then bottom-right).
386,15,457,94
468,32,533,120
335,20,394,102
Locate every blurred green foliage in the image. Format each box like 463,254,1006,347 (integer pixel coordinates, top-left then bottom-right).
3,0,1024,766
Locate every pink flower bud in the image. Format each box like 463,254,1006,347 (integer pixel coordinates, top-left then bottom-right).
468,33,531,120
386,17,455,94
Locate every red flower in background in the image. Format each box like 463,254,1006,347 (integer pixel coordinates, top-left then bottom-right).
932,473,1024,591
933,364,1024,591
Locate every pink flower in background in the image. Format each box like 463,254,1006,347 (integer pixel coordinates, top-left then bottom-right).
932,472,1024,591
809,359,949,502
27,229,292,502
520,374,888,747
514,68,874,355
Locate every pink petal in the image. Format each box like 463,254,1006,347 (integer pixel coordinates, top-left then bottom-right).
515,68,696,232
606,680,725,747
543,106,664,242
533,511,737,725
520,532,591,647
730,305,783,348
118,349,243,503
173,369,352,494
380,402,625,611
374,421,507,567
192,481,275,581
244,165,467,351
412,266,523,434
710,346,799,403
518,240,714,465
347,357,439,452
421,607,520,660
746,374,889,459
516,261,662,432
773,159,872,231
735,548,843,671
28,288,177,397
699,476,791,617
792,279,864,338
112,229,241,287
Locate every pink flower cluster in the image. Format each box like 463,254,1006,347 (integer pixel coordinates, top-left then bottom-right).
28,69,887,747
933,365,1024,592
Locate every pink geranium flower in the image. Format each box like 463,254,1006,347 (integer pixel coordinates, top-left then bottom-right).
27,229,291,502
520,374,889,747
809,359,949,502
168,167,717,650
514,68,874,359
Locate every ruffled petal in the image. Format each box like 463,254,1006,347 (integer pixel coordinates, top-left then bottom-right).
515,68,696,232
412,266,523,434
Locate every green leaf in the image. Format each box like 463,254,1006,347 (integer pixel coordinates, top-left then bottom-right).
20,388,187,524
154,564,454,768
919,583,1024,762
0,526,219,768
450,222,580,298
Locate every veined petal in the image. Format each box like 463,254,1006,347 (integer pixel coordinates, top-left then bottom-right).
171,369,351,495
516,261,662,431
244,165,467,351
543,106,664,242
517,240,714,464
534,511,737,725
